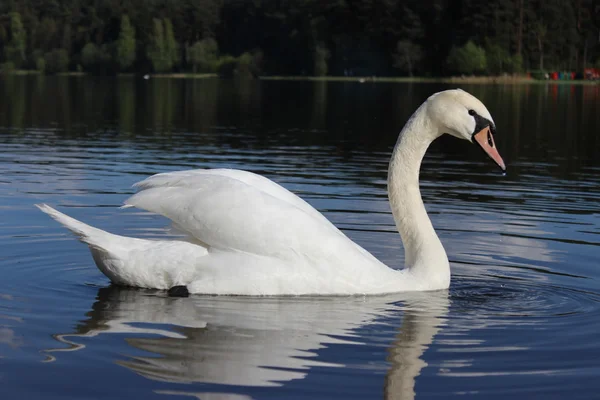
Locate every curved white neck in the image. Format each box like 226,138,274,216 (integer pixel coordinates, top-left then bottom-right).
387,104,450,287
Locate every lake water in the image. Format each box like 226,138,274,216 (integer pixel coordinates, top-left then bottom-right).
1,76,599,399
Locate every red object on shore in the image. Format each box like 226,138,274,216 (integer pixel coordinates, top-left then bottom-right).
584,68,600,79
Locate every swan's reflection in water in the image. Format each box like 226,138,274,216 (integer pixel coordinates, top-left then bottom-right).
45,286,449,399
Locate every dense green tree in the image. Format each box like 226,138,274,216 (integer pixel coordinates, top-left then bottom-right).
447,41,487,74
314,43,329,76
187,38,218,72
5,12,27,67
116,15,136,71
0,24,7,47
393,40,422,77
164,19,179,69
0,0,598,76
532,21,548,70
147,18,167,72
35,17,58,53
147,18,178,72
44,48,69,74
31,49,45,72
215,55,237,77
485,41,512,74
61,24,72,55
81,42,110,72
35,55,46,72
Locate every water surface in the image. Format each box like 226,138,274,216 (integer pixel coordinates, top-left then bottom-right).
1,76,599,399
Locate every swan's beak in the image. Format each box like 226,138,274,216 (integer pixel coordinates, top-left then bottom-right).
473,126,506,172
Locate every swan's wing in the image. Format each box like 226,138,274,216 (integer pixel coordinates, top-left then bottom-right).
124,169,349,260
132,169,329,224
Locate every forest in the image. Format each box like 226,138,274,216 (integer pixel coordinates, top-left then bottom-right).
1,0,599,77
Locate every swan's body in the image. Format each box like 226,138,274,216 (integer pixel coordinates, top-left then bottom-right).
38,89,504,295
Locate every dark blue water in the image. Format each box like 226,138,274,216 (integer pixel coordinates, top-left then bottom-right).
1,76,599,399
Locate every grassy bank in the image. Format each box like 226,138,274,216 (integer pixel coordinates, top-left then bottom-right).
1,70,217,79
145,73,218,79
260,75,600,85
3,69,598,85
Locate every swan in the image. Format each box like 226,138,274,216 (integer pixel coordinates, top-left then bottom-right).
37,89,505,296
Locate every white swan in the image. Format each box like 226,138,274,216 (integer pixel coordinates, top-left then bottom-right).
37,89,505,296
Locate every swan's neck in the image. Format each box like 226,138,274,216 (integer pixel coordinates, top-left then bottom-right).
388,105,450,287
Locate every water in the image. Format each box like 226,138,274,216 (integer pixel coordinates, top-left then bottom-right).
1,76,599,399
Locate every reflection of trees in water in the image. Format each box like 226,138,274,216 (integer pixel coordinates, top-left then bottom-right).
31,75,46,128
57,76,71,135
118,78,135,135
235,77,260,121
145,78,223,141
0,76,598,176
150,79,176,134
311,80,327,129
43,286,449,399
76,77,112,133
185,78,219,136
4,76,25,131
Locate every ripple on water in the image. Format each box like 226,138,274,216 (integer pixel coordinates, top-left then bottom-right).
451,277,600,319
436,275,600,395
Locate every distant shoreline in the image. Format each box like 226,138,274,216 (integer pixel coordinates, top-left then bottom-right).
3,70,599,84
260,75,600,85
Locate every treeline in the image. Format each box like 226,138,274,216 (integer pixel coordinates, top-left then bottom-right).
1,0,599,77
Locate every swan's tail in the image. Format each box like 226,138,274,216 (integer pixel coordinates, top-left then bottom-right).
36,204,113,249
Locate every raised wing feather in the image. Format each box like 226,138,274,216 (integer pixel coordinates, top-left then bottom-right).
124,169,353,261
132,169,329,225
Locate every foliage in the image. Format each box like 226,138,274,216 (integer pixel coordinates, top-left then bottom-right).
512,54,523,73
0,0,598,76
164,19,179,70
30,49,44,71
187,39,219,72
236,52,253,77
485,41,525,75
81,43,98,68
446,41,487,75
5,12,27,67
1,61,15,72
62,24,72,54
530,70,547,80
147,18,178,72
116,15,136,71
216,55,238,77
35,55,46,73
393,40,422,77
44,49,69,74
236,50,265,77
314,44,330,76
147,19,167,72
485,42,511,74
81,43,111,73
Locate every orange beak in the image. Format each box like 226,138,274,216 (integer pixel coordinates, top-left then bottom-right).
473,126,505,172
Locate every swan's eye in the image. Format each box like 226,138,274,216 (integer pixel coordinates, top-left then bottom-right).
487,130,494,147
468,109,476,116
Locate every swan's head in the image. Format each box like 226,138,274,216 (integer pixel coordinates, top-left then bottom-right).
427,89,505,172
